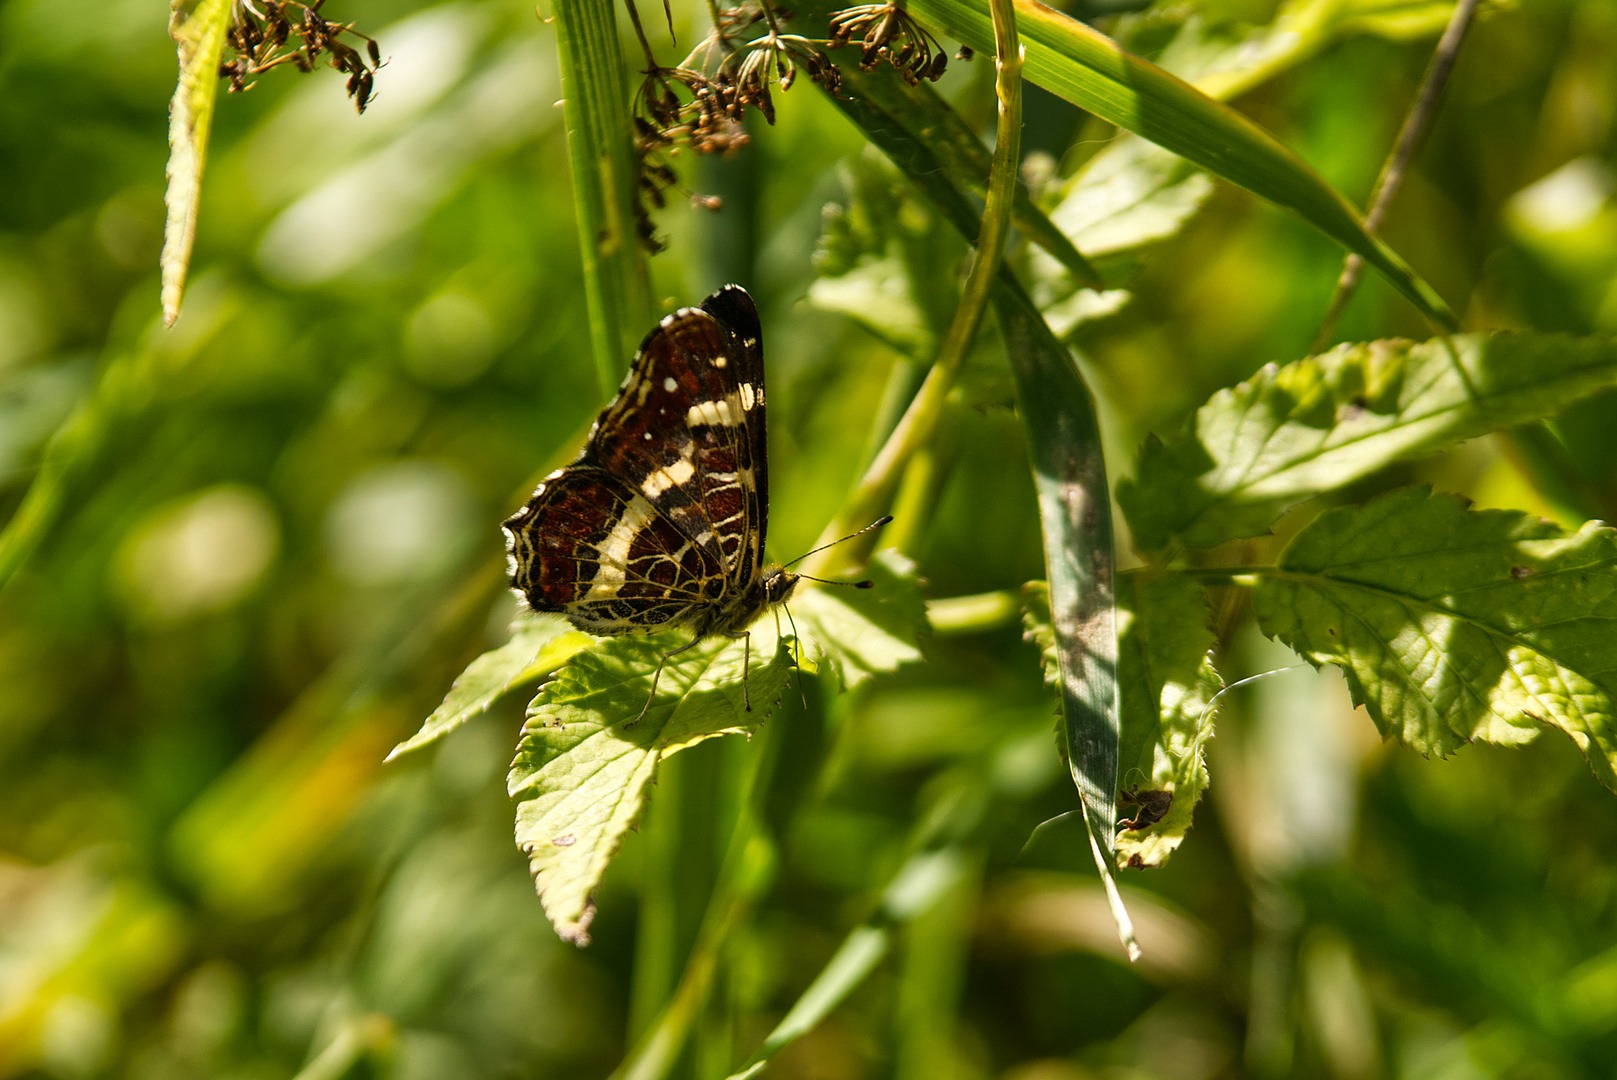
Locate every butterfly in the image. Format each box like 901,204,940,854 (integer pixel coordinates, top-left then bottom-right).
503,285,868,718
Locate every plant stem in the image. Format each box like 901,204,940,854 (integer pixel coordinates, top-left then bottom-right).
801,0,1024,579
1311,0,1481,353
926,590,1022,634
610,711,789,1080
552,0,653,398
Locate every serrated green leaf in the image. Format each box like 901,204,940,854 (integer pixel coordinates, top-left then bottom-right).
1019,580,1060,692
905,0,1456,328
792,549,926,688
1114,572,1222,868
1119,332,1617,553
386,614,592,761
161,0,233,327
509,625,795,944
1030,573,1214,870
1251,487,1617,793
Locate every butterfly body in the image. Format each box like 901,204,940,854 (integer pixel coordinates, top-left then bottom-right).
503,285,798,654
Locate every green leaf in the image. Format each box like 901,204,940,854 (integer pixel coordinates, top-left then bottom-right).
386,613,592,761
1114,572,1222,869
831,68,1105,291
1119,332,1617,553
1028,135,1213,334
792,549,926,689
808,256,934,357
161,0,233,327
1165,0,1462,102
509,625,795,944
905,0,1456,328
800,53,1102,294
1020,580,1061,692
1048,136,1215,265
1251,487,1617,793
808,157,958,358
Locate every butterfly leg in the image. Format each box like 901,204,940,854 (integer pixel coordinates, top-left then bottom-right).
630,634,703,727
724,630,752,711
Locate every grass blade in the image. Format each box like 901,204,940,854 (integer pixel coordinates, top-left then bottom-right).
822,23,1130,954
799,0,1026,575
724,927,891,1079
161,0,232,327
906,0,1457,330
551,0,652,395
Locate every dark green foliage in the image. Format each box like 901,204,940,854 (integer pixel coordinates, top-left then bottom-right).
7,0,1617,1078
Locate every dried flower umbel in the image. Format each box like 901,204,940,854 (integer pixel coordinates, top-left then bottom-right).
624,0,842,250
828,2,949,85
219,0,383,113
631,64,749,248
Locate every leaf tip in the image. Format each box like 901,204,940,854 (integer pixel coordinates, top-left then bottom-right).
558,901,596,947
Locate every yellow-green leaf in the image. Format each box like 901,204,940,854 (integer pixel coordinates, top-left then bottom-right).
162,0,232,327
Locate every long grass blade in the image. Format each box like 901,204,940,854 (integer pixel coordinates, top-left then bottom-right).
906,0,1456,330
551,0,653,395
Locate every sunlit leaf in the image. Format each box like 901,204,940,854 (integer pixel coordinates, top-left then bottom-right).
162,0,233,327
1165,0,1462,101
1113,572,1222,869
792,549,926,689
1252,487,1617,792
1021,580,1060,691
508,627,794,944
1119,332,1617,553
386,613,592,761
1029,135,1213,334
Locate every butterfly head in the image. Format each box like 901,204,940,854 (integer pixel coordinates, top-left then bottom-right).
762,566,800,607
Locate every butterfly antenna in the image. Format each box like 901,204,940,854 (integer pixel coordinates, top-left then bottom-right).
784,515,894,570
795,574,874,588
783,604,808,709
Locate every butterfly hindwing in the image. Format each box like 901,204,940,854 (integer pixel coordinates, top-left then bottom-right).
504,466,724,634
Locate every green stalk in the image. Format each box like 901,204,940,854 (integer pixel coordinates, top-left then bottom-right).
926,590,1023,635
610,709,789,1080
801,0,1025,579
817,13,1129,945
551,0,653,396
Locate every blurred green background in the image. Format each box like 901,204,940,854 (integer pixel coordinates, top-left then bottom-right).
3,0,1617,1077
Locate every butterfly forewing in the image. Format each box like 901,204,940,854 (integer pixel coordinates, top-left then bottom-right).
504,285,771,637
699,285,769,588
